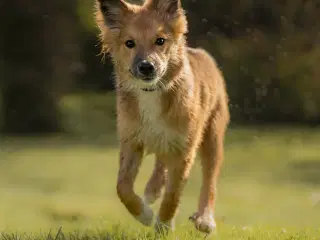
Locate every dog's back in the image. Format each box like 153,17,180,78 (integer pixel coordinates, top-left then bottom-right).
187,47,230,123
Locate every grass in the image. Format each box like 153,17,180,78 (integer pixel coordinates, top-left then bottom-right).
0,93,320,239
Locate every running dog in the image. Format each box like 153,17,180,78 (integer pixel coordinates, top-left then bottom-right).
95,0,230,234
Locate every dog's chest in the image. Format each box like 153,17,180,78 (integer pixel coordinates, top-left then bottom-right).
134,92,186,154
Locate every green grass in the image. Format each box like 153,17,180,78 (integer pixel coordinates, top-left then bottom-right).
0,93,320,239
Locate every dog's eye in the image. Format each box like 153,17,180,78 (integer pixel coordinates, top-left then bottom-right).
155,38,165,46
125,40,135,49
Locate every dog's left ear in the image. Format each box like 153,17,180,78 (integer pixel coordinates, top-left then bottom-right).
146,0,187,36
146,0,182,19
97,0,131,29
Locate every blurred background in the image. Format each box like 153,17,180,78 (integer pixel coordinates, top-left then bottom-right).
0,0,319,234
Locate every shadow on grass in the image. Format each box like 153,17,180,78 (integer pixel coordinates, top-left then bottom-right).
44,208,87,223
287,160,320,185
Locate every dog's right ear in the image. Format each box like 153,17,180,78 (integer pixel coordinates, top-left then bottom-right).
96,0,131,29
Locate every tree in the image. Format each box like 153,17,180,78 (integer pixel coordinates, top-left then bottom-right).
0,0,81,134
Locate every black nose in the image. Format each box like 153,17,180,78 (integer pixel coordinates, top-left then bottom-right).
137,60,155,77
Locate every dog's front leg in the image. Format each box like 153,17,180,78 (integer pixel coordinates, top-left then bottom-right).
116,141,153,226
155,151,196,234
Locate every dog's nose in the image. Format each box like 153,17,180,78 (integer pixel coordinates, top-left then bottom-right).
137,60,155,77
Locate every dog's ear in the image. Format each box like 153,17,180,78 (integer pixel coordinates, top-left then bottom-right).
147,0,182,19
146,0,187,36
97,0,131,29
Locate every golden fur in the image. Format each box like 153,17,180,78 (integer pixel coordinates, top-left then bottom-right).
95,0,230,234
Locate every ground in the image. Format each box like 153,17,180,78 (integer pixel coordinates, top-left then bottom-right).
0,93,319,239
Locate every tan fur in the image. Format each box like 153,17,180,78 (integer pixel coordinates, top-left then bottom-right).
95,0,230,234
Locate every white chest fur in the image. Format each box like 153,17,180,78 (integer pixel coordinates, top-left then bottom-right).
135,91,186,155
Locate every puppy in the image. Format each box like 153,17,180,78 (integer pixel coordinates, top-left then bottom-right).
95,0,230,234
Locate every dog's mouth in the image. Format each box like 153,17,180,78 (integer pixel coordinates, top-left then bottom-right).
141,87,156,92
128,68,163,92
129,68,158,82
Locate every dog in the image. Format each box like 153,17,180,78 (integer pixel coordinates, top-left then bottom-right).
95,0,230,234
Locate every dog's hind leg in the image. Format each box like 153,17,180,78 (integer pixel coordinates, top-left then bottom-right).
189,114,227,234
144,156,167,205
155,151,196,234
116,141,154,226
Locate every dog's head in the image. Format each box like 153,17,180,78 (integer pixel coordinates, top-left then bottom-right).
95,0,188,90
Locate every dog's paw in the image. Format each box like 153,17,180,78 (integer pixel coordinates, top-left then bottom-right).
154,216,175,235
189,211,216,234
134,199,154,226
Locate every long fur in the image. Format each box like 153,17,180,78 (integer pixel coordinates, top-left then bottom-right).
94,0,230,234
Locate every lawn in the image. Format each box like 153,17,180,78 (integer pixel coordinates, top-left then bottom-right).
0,93,319,239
